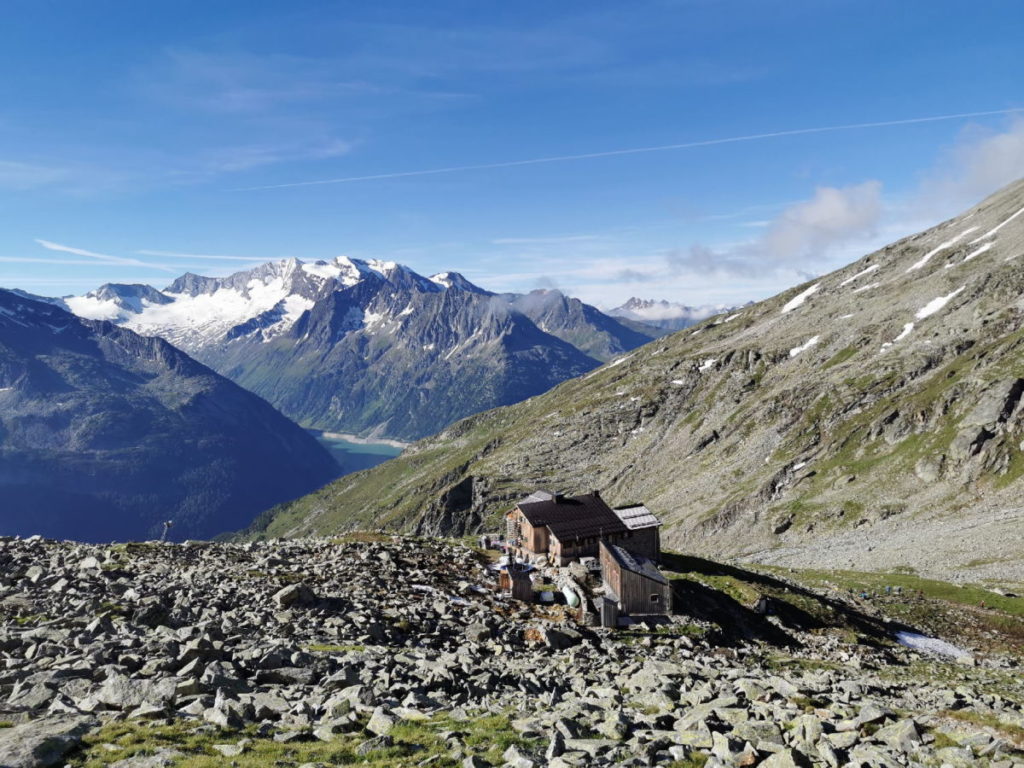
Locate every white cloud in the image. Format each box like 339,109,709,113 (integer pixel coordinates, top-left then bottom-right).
916,118,1024,218
761,181,883,263
0,160,71,190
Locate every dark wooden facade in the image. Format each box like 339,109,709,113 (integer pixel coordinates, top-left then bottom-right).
599,541,671,617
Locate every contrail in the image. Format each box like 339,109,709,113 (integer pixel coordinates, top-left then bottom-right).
35,239,175,272
238,107,1024,191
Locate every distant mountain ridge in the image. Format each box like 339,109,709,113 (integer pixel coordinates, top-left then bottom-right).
609,297,739,331
0,289,339,542
60,257,661,441
245,179,1024,581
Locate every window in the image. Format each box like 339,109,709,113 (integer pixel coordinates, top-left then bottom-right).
650,594,660,604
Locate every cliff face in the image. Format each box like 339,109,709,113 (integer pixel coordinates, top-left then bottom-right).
251,180,1024,580
0,289,338,542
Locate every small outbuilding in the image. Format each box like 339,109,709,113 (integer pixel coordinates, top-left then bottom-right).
599,540,671,617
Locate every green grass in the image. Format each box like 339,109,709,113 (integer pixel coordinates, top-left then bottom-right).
822,346,859,370
941,709,1024,747
307,644,366,653
69,713,542,768
0,722,14,728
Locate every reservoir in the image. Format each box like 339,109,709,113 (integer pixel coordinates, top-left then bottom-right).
311,431,406,475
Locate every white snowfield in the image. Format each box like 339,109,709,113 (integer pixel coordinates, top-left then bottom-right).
60,256,483,353
916,287,966,319
838,263,879,287
698,358,717,372
969,204,1024,244
906,227,978,273
781,283,819,314
895,631,971,660
893,322,914,342
789,335,819,358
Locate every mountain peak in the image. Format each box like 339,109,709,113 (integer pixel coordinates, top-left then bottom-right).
429,271,490,294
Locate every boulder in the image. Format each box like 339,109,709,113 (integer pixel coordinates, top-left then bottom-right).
0,715,97,768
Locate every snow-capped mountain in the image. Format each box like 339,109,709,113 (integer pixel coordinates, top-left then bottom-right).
60,257,660,441
608,297,738,331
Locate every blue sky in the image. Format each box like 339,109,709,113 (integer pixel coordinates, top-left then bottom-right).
2,0,1023,307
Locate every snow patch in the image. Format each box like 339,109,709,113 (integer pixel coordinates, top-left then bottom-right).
63,296,125,321
895,631,971,659
781,283,819,314
962,242,993,263
970,205,1024,244
838,264,879,287
893,322,914,341
916,287,966,319
607,354,633,368
906,228,978,272
301,261,342,280
852,282,879,294
789,335,820,358
698,358,717,372
671,379,685,385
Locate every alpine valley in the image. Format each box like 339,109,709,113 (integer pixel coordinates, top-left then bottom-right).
250,180,1024,582
0,289,339,543
60,260,661,441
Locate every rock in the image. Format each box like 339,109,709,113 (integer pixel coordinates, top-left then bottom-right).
273,583,316,608
0,716,97,768
874,718,921,753
211,739,251,757
465,623,491,643
97,673,176,710
759,748,808,768
367,707,397,736
108,749,184,768
356,734,393,755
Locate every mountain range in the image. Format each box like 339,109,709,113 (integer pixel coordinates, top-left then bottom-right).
244,179,1024,581
609,297,738,331
0,289,339,542
58,259,661,441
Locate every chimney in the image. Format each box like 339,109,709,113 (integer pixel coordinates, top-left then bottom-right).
592,489,601,499
554,493,565,503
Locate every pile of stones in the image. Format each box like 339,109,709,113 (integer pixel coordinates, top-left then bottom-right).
0,535,1022,767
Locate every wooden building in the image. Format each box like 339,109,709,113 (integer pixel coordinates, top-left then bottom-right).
610,504,662,561
599,540,671,617
505,490,662,566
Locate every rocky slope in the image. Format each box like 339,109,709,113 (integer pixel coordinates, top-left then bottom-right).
61,259,658,441
251,179,1024,580
2,535,1022,767
0,290,338,542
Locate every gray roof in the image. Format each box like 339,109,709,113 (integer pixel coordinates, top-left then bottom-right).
602,541,668,585
613,504,661,531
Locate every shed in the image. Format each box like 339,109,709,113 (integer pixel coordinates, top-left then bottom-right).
611,504,662,561
599,540,671,616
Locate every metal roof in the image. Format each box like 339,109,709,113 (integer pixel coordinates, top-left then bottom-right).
602,541,668,585
613,504,662,530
